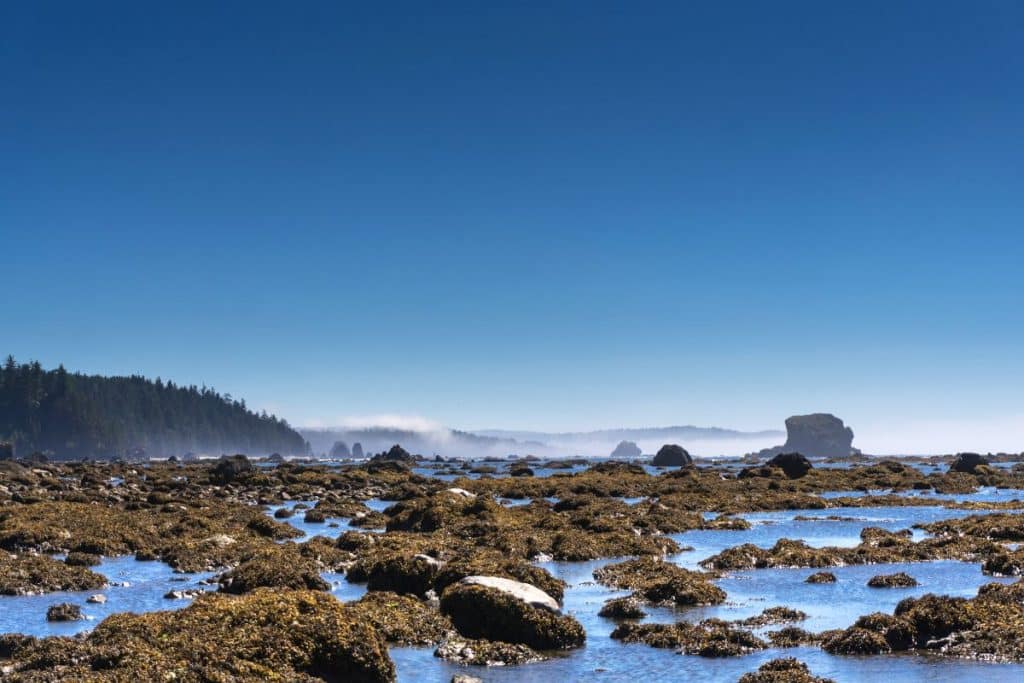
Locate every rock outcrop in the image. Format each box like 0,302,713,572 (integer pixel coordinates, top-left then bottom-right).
767,452,813,479
610,441,642,459
330,441,351,459
757,414,856,459
352,442,364,459
652,444,692,467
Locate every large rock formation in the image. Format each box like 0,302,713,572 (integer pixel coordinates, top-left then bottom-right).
757,414,856,460
330,441,351,459
352,442,365,459
610,441,642,459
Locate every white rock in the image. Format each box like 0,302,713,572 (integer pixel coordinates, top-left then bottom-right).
414,553,443,568
86,594,106,604
444,488,476,499
459,575,559,613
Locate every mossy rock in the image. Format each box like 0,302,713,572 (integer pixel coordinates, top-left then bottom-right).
440,583,585,650
4,589,396,681
218,547,330,594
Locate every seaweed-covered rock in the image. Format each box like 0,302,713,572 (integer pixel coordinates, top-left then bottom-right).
766,452,812,479
366,554,442,597
440,581,585,650
738,606,807,626
4,589,396,681
653,444,692,467
593,557,725,606
218,547,330,594
373,445,416,464
867,572,918,588
805,571,837,584
433,553,565,602
434,635,544,666
611,619,766,657
64,551,102,567
821,626,891,654
348,591,452,645
893,593,975,645
738,657,835,683
45,603,83,622
0,553,106,595
598,596,646,619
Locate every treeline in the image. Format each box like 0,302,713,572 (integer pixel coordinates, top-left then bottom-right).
0,356,308,459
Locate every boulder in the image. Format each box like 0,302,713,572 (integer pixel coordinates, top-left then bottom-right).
440,579,585,650
949,453,988,474
867,572,918,588
86,594,106,604
610,441,642,459
652,444,692,467
766,452,813,479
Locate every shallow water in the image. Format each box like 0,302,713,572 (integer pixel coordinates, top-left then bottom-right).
0,556,215,638
5,483,1024,681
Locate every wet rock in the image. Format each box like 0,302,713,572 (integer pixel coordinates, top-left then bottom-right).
509,465,534,477
45,603,83,621
867,572,918,588
611,619,766,657
86,594,106,604
163,588,205,600
805,571,837,584
434,635,544,666
458,575,560,612
610,441,642,459
653,444,692,467
273,506,295,519
5,589,396,681
440,581,585,650
433,553,566,602
598,596,646,619
594,557,726,606
738,657,835,683
738,606,807,626
451,675,484,683
304,509,327,523
766,452,812,479
949,452,989,474
983,550,1024,576
766,627,818,647
0,553,106,595
821,626,891,654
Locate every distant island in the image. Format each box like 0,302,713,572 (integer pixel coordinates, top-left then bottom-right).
0,357,308,460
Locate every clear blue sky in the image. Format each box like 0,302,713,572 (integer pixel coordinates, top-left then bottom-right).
3,1,1022,453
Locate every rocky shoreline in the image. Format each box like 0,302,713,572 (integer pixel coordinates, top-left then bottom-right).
1,450,1024,680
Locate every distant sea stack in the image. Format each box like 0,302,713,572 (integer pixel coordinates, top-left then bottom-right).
757,413,857,459
610,441,642,459
352,442,364,459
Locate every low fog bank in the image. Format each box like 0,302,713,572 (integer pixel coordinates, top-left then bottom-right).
301,423,783,460
856,414,1024,456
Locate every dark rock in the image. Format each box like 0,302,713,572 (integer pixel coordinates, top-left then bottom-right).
610,441,642,459
766,452,813,479
652,444,692,467
949,452,989,474
330,441,351,459
64,552,102,567
46,603,83,622
509,465,534,477
352,442,364,459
